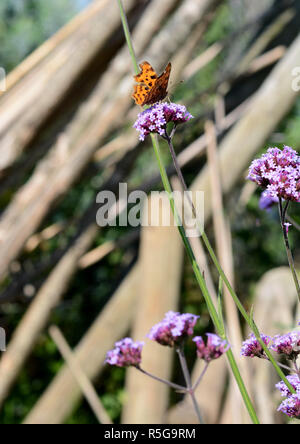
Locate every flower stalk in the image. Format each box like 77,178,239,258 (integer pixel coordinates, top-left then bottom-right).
176,345,204,425
278,198,300,302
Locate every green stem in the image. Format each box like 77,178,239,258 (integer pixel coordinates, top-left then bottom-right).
278,198,300,303
117,0,139,74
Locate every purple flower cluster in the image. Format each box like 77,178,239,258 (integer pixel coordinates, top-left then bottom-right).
240,333,271,358
133,102,193,141
277,393,300,419
106,312,229,371
272,331,300,360
105,338,144,368
148,311,199,347
248,146,300,202
276,375,300,398
193,333,230,362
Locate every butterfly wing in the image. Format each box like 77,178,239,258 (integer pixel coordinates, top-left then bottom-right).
132,61,172,106
142,62,171,105
134,61,158,88
132,84,150,106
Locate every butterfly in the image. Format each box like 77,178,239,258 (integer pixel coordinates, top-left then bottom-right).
132,61,172,106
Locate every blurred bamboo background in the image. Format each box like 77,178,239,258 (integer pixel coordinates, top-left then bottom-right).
0,0,299,424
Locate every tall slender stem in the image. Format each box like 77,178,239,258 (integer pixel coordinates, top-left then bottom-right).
116,0,139,74
177,346,204,425
278,198,300,303
193,362,209,392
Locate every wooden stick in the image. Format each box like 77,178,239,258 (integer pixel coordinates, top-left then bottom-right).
122,194,183,424
206,119,252,424
247,45,286,74
49,325,112,424
236,9,294,76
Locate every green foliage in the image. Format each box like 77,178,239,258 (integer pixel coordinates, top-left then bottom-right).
0,0,84,72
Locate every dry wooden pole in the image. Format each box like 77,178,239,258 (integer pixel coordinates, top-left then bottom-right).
0,224,98,407
49,325,112,425
205,120,252,424
236,9,294,76
24,264,140,424
122,194,183,424
167,179,227,425
171,176,217,305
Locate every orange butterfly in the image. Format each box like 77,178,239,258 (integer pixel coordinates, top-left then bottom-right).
132,61,172,106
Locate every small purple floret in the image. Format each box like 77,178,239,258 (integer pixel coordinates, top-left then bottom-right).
271,331,300,360
133,102,193,141
277,393,300,419
193,333,230,362
105,337,144,367
248,146,300,202
276,375,300,398
240,333,271,358
148,311,199,347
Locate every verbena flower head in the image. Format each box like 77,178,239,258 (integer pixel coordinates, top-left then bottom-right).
248,146,300,202
193,333,230,362
276,375,300,398
105,337,144,367
278,392,300,419
271,331,300,360
241,333,271,358
259,190,279,211
148,311,199,347
133,102,193,141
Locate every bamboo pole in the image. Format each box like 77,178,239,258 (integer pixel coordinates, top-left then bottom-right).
49,325,112,424
122,194,183,424
205,120,252,424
